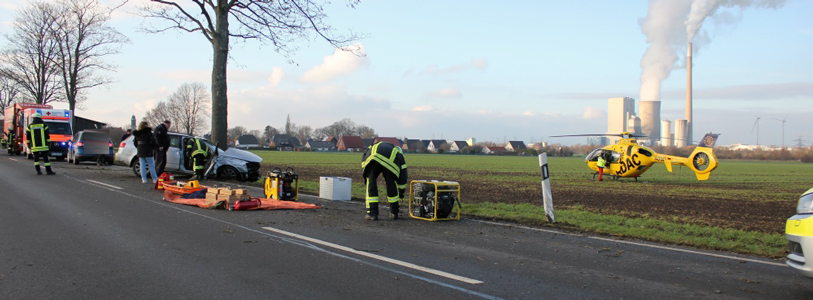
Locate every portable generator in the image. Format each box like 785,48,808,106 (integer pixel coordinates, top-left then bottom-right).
408,180,461,221
264,167,298,201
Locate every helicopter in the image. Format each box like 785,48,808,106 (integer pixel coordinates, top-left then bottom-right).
551,132,720,181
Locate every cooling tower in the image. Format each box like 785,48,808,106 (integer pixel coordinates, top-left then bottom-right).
639,100,661,143
661,120,672,147
675,119,688,147
686,43,693,145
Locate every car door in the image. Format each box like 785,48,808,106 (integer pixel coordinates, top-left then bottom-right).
167,134,184,172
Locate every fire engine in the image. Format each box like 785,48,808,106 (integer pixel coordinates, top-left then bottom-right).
4,103,73,159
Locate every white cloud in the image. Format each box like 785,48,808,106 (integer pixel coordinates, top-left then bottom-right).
412,105,434,112
521,111,536,116
427,87,462,99
301,43,368,83
583,106,605,120
268,67,284,87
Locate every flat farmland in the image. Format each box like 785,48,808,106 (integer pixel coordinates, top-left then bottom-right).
252,150,811,256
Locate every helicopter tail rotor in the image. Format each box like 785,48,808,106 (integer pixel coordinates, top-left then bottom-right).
687,147,718,181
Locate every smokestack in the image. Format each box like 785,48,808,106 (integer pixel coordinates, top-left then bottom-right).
686,43,693,145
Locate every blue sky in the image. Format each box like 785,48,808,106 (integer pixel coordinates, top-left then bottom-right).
0,0,810,147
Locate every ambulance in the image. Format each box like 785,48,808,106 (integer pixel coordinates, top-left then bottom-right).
21,107,74,160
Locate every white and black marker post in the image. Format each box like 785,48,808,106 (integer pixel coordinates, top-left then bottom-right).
538,153,555,222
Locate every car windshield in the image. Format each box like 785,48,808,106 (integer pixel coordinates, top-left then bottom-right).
45,121,72,135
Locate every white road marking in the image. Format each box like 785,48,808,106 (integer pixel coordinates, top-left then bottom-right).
262,226,485,285
9,158,18,162
476,220,787,267
86,179,123,190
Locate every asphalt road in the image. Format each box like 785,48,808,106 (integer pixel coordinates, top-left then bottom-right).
1,154,811,299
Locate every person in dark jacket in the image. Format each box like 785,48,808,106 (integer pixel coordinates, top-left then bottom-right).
361,141,408,220
153,120,171,175
120,129,132,142
26,113,55,175
134,121,159,183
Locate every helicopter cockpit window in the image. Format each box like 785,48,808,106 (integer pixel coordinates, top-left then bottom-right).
585,148,602,161
586,148,621,163
637,148,653,157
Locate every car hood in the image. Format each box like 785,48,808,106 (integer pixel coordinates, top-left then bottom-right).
218,147,262,163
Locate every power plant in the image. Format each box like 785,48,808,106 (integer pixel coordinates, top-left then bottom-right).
605,42,695,147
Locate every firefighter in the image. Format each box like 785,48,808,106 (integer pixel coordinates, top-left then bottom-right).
26,113,55,175
361,141,408,220
7,129,15,154
184,137,209,180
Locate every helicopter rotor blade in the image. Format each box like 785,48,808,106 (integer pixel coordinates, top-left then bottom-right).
551,133,649,138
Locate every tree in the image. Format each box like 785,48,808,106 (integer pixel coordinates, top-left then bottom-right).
295,125,313,142
284,114,294,136
227,126,247,143
263,125,278,145
1,1,63,104
141,101,173,128
139,0,361,149
51,0,128,128
168,82,210,135
0,76,22,113
141,82,211,135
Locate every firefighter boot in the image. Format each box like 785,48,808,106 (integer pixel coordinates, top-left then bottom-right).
365,203,379,221
35,165,42,175
45,165,56,175
389,201,400,219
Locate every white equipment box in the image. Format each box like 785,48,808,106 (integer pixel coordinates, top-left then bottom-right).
319,176,352,201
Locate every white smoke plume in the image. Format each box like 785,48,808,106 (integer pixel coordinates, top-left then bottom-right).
639,0,785,102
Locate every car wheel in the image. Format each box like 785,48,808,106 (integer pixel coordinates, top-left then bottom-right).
132,158,141,177
217,166,242,181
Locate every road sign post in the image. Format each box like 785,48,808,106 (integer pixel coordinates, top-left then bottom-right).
538,153,555,222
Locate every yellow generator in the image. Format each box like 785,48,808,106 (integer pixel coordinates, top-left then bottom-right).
264,167,298,201
409,180,461,221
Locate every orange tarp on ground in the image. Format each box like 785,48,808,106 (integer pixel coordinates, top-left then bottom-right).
163,190,321,210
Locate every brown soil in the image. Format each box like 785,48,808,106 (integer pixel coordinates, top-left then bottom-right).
268,165,793,234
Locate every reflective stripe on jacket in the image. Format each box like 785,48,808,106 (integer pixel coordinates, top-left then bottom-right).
26,123,50,152
186,138,209,157
361,142,408,189
597,157,607,168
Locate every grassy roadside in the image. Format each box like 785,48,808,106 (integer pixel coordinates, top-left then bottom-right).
465,202,787,258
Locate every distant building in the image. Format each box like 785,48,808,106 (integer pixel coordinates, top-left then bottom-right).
505,141,527,152
305,140,335,151
402,139,426,152
482,146,507,155
374,137,402,147
449,141,469,153
607,97,636,144
586,136,608,146
236,135,259,149
427,140,447,153
337,135,364,152
269,134,301,151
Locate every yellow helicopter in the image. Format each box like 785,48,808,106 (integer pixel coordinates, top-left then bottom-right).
552,132,720,181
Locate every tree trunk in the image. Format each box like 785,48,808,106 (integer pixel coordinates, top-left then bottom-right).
210,7,229,148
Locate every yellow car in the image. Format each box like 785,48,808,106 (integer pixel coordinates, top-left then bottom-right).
786,187,813,277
